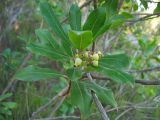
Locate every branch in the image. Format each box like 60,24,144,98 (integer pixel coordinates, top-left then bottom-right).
135,79,160,85
129,66,160,73
34,116,80,120
85,75,160,85
49,96,66,117
118,0,124,12
1,53,32,95
115,108,133,120
145,0,160,3
127,12,160,23
30,95,60,120
29,81,71,120
91,0,97,52
93,0,97,9
80,0,93,9
61,0,94,24
103,25,126,52
87,73,110,120
132,13,155,16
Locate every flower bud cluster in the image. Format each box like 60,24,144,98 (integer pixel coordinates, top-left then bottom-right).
74,51,103,67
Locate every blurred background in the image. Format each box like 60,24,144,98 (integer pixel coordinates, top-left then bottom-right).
0,0,160,120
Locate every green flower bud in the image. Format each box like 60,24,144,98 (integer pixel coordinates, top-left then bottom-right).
84,51,89,58
75,54,79,57
92,53,99,60
97,51,103,57
98,51,102,55
92,60,98,67
74,58,82,67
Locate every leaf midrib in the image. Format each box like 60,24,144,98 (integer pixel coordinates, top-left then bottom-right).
100,66,130,82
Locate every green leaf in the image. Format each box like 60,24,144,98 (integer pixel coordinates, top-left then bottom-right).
14,66,63,81
125,0,130,3
35,29,61,51
2,102,17,109
83,7,106,38
68,30,93,50
99,53,130,69
82,81,117,107
69,4,81,31
133,3,138,11
40,2,72,56
66,68,83,81
28,44,69,61
110,12,133,28
94,12,133,39
94,0,119,38
154,3,160,13
140,0,148,9
104,0,119,19
0,109,12,115
0,115,4,120
97,66,134,85
0,93,12,102
70,81,92,118
94,23,111,39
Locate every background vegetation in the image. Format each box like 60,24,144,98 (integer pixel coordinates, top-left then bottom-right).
0,0,160,120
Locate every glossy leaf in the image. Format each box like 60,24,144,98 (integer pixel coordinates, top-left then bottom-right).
97,66,134,84
14,66,63,81
2,102,17,109
69,4,81,31
70,81,92,118
0,93,12,102
35,29,61,50
94,23,111,39
104,0,119,19
99,53,130,69
83,7,106,37
94,12,133,38
140,0,148,9
66,68,83,81
82,81,117,107
68,30,93,50
28,44,69,61
154,3,160,13
133,3,138,11
40,2,72,56
94,0,119,38
110,12,133,28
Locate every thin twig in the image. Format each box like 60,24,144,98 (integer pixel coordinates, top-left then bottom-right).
2,53,32,95
127,12,160,23
145,0,160,3
80,0,93,9
135,79,160,85
103,26,126,52
83,75,160,85
91,0,97,52
30,95,60,120
87,73,110,120
115,108,133,120
49,96,66,117
93,0,97,9
129,66,160,73
34,116,80,120
132,13,154,15
61,0,94,24
118,0,124,12
29,83,70,120
92,76,160,85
